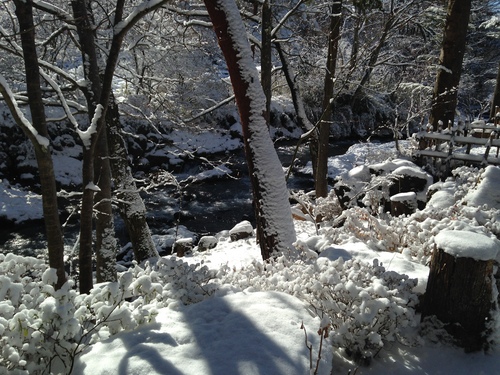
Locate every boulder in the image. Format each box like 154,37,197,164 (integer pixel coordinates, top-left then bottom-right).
229,220,254,241
173,238,193,257
197,236,218,252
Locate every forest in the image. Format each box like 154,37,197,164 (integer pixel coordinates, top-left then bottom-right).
1,0,500,374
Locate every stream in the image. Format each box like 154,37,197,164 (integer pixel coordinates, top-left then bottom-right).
0,140,354,256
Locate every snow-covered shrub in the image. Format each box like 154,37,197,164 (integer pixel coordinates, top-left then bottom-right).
0,253,218,374
218,250,419,365
125,257,219,307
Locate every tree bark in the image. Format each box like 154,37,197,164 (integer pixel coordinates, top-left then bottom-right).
428,0,472,130
94,131,117,283
106,96,159,262
204,0,296,260
316,0,342,198
489,62,500,122
13,0,66,289
71,0,108,293
421,244,495,352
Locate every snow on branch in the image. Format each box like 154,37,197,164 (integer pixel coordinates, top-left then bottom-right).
0,74,50,148
39,70,80,130
76,104,103,149
32,1,74,23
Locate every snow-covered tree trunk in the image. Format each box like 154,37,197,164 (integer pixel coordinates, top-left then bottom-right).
203,0,296,259
428,0,472,130
106,97,159,262
11,0,66,290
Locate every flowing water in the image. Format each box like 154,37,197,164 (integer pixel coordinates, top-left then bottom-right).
0,141,354,256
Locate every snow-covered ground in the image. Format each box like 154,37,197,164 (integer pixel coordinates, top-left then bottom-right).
2,140,500,374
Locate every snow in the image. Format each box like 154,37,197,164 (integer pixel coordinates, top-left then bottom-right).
0,180,43,223
434,230,499,261
77,104,103,149
3,140,500,374
465,165,500,208
390,192,417,202
74,291,330,375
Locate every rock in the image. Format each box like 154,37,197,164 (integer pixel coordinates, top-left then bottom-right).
173,238,193,257
197,236,218,252
229,220,254,241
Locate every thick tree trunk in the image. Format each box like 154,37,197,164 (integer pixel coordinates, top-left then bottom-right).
106,97,159,262
421,232,497,352
204,0,296,260
428,0,472,130
316,0,342,198
13,0,66,289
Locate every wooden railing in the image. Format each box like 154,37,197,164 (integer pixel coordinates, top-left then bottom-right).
415,120,500,167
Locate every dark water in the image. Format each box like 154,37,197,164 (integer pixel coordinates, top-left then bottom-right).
0,140,353,255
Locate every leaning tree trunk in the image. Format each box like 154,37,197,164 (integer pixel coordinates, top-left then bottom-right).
204,0,296,260
316,0,342,198
13,0,66,289
428,0,472,130
106,96,159,262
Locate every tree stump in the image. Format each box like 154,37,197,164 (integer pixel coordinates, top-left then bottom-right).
421,230,499,352
390,192,417,217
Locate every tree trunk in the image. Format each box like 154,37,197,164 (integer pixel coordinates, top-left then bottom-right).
94,130,117,283
13,0,66,289
316,0,342,198
71,0,107,293
204,0,296,260
428,0,472,130
106,96,159,262
489,62,500,121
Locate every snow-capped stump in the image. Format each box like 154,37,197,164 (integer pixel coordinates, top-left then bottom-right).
421,230,500,352
173,238,193,257
197,236,218,252
229,220,254,241
390,192,417,216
